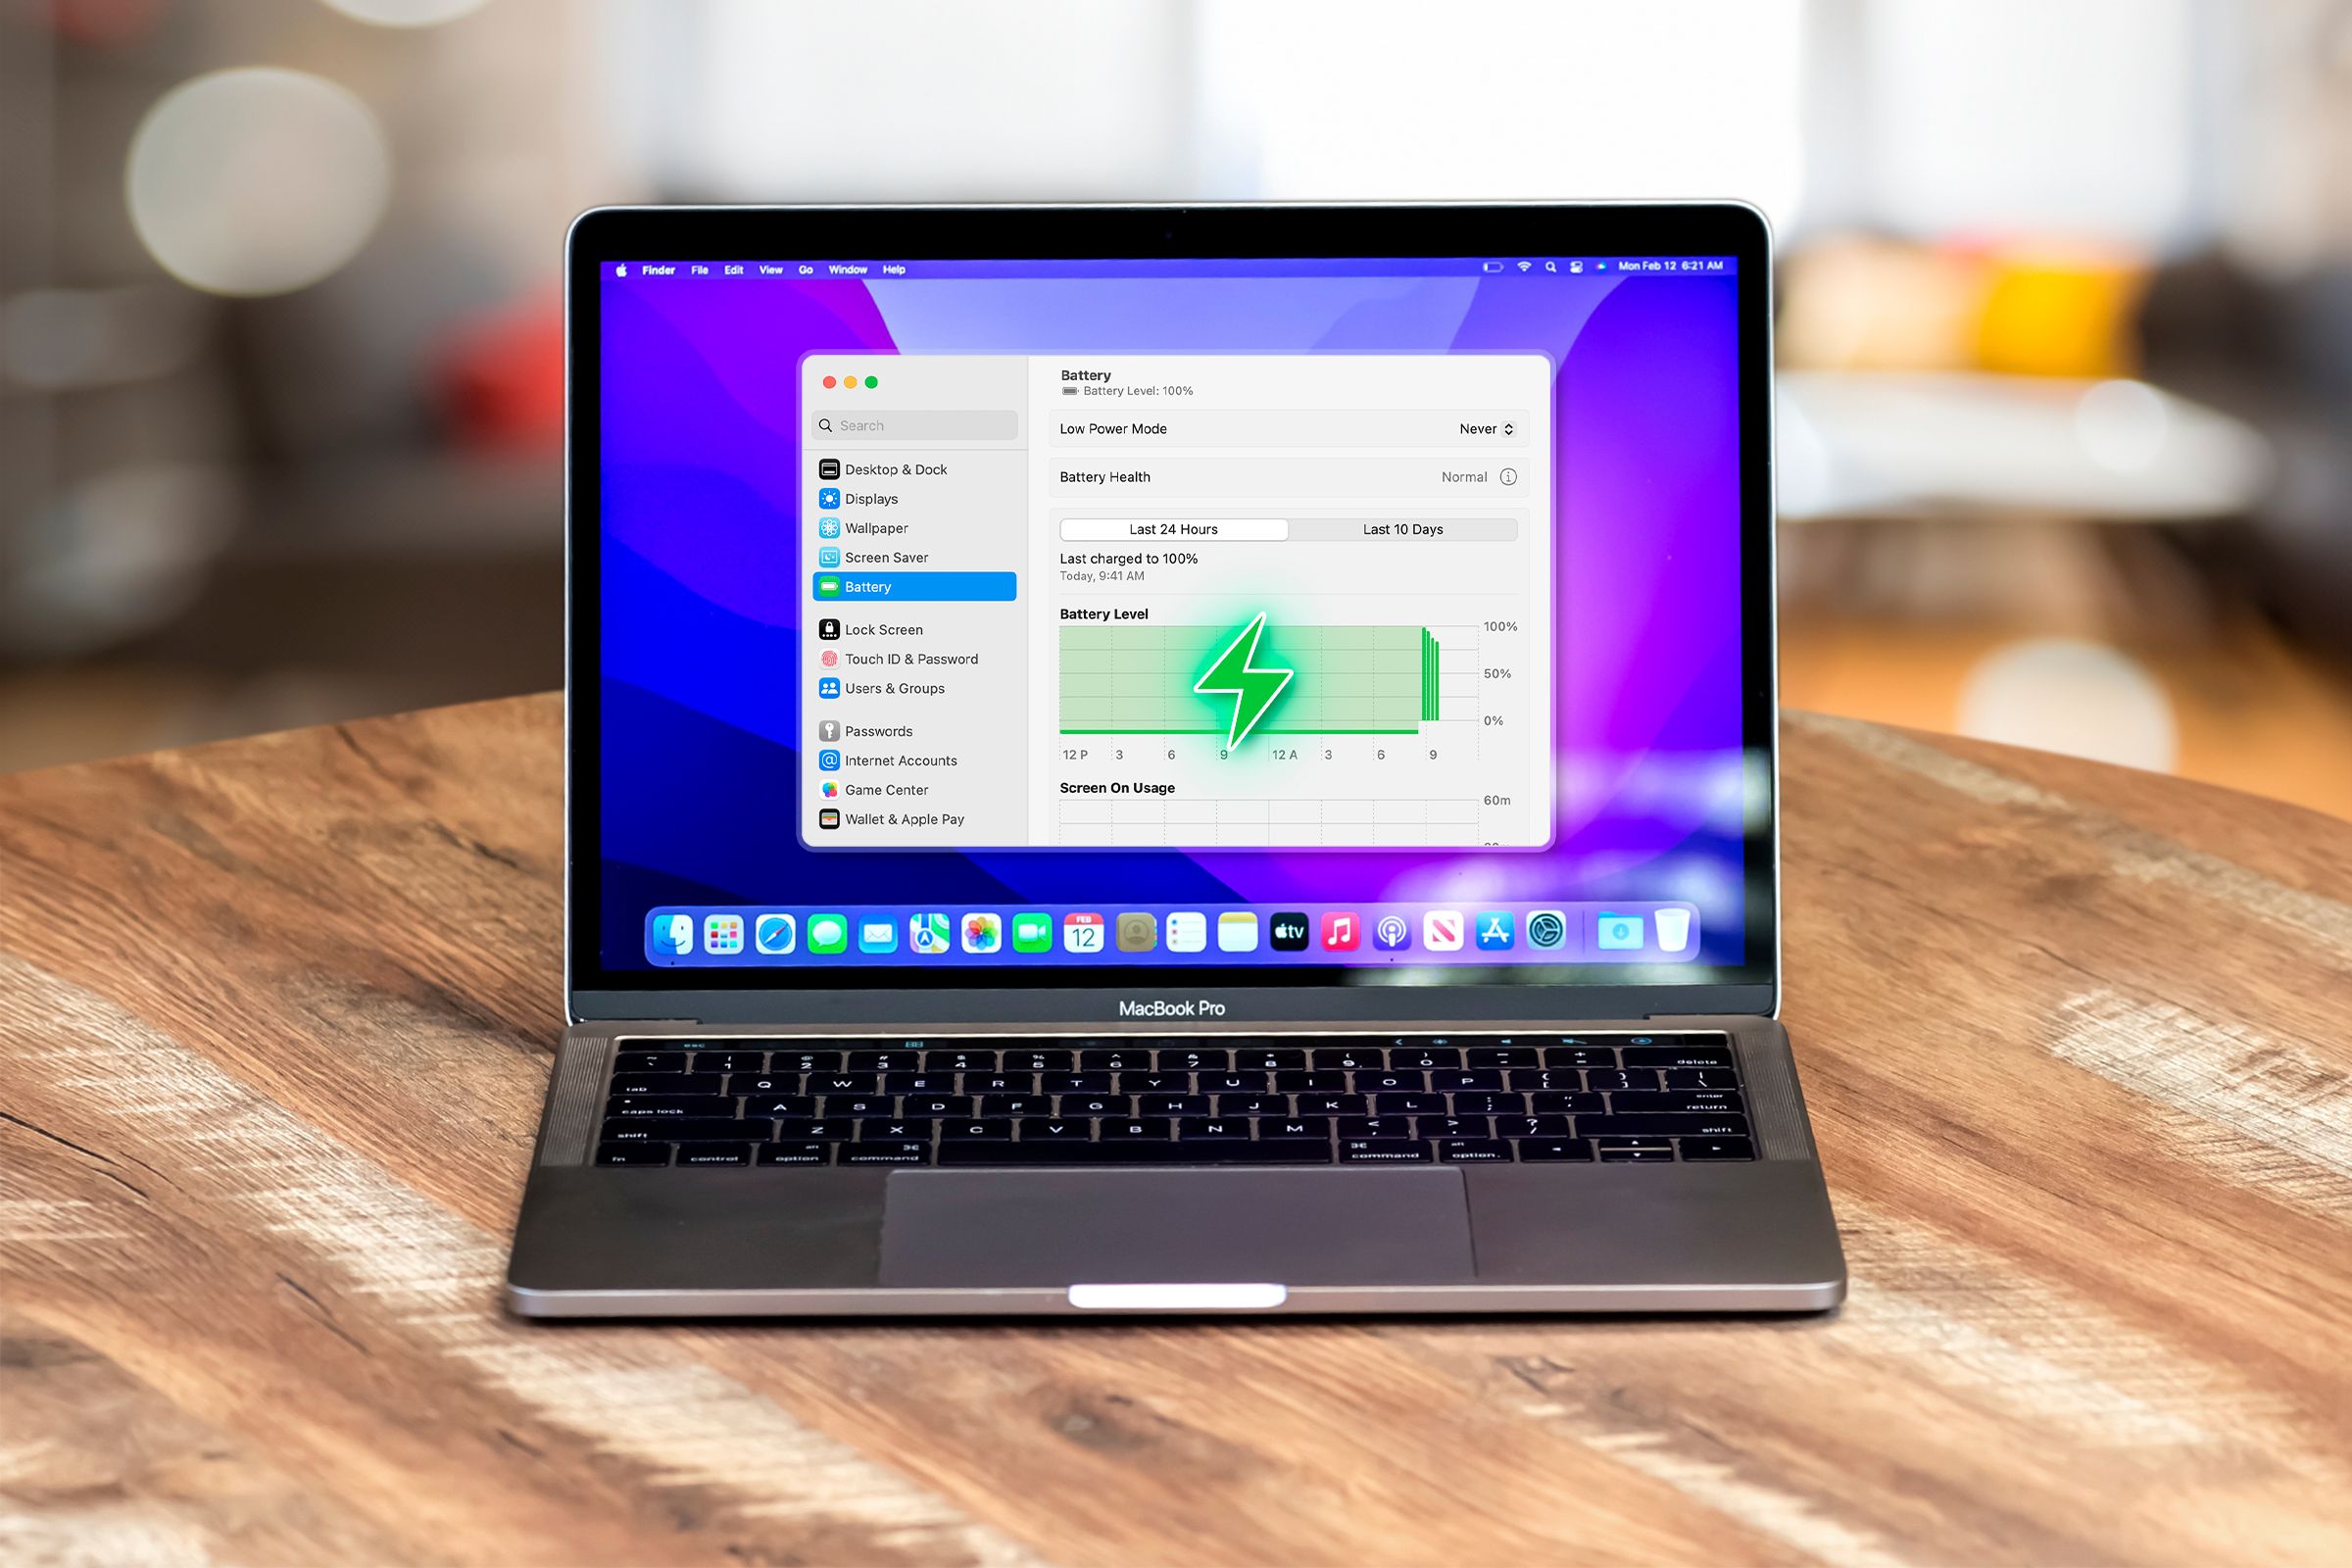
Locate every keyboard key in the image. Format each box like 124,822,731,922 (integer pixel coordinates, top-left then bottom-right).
1177,1118,1251,1141
811,1074,883,1096
1465,1046,1540,1068
939,1141,1331,1166
757,1143,832,1165
1079,1048,1152,1071
1544,1047,1617,1069
1339,1116,1410,1140
842,1142,932,1165
1418,1115,1492,1140
1003,1050,1074,1073
595,1122,670,1144
675,1145,753,1166
1528,1092,1606,1115
1213,1095,1287,1116
1663,1068,1741,1091
769,1050,845,1073
696,1052,768,1075
1312,1047,1385,1070
1371,1093,1445,1114
1297,1094,1369,1117
728,1075,798,1098
1120,1072,1191,1096
1439,1140,1514,1162
933,1049,998,1072
1047,1073,1115,1095
1681,1136,1756,1161
1260,1117,1331,1141
777,1118,854,1141
1235,1048,1308,1071
1575,1114,1751,1138
1060,1095,1132,1117
975,1095,1049,1117
1611,1091,1745,1114
1623,1045,1736,1069
1495,1114,1574,1139
882,1072,958,1094
1138,1094,1211,1116
1506,1069,1587,1093
1596,1138,1676,1163
1204,1074,1274,1096
1274,1070,1349,1093
903,1097,974,1119
1432,1070,1506,1093
846,1050,921,1072
1450,1093,1526,1115
1586,1070,1660,1094
823,1096,895,1118
595,1142,671,1165
670,1118,771,1141
1357,1071,1429,1094
941,1119,1014,1141
1100,1119,1172,1141
1518,1137,1594,1161
966,1074,1038,1096
861,1119,934,1142
1390,1046,1462,1070
1159,1047,1228,1071
1015,1118,1092,1142
612,1051,690,1074
741,1096,818,1118
1342,1140,1432,1163
609,1073,723,1098
604,1096,737,1119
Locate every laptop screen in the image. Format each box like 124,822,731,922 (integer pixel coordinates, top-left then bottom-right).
590,245,1759,986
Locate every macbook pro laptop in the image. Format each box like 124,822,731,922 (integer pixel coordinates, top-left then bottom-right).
505,203,1846,1316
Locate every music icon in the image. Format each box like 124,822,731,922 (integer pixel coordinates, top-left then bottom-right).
1320,910,1360,951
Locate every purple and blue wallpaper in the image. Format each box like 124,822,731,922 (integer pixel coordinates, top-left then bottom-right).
598,261,1751,973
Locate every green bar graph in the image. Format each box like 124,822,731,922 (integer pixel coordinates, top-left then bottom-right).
1060,622,1439,736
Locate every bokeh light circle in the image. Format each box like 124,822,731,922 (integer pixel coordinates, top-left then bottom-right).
126,68,392,297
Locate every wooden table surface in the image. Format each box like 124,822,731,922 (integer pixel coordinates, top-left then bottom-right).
4,694,2349,1566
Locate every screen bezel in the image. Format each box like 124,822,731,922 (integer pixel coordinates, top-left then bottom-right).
565,203,1778,1021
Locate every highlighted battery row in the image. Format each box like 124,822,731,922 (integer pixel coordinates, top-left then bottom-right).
813,571,1018,602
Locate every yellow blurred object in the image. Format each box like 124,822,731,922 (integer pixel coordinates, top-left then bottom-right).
1975,251,2150,378
1780,235,2153,378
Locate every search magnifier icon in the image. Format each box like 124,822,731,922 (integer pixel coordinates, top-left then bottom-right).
817,417,832,431
1544,261,1557,273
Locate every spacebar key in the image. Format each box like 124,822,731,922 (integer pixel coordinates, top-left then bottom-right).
939,1141,1331,1165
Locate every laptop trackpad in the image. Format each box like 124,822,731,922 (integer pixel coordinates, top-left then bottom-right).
878,1167,1475,1289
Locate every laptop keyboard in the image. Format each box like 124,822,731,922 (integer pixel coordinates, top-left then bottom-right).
589,1033,1754,1168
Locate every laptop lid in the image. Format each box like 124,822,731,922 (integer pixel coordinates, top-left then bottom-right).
565,204,1777,1026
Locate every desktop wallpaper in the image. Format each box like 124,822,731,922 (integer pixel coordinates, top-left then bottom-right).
597,263,1750,972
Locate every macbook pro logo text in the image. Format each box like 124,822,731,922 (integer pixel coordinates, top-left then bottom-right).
1116,998,1229,1018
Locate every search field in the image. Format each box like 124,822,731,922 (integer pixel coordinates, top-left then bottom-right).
1047,409,1529,448
812,409,1019,442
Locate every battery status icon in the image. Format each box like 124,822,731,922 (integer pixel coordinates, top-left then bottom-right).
1481,261,1504,273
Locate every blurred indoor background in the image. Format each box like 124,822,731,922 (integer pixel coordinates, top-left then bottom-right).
5,0,2349,815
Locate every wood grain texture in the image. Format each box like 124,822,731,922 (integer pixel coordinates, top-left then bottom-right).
3,694,2349,1566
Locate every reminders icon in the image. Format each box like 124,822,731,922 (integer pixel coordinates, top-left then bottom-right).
1216,910,1259,952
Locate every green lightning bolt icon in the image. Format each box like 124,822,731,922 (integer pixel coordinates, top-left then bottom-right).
1194,612,1295,749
